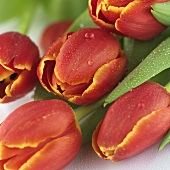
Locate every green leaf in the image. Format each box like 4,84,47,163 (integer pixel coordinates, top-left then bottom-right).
104,37,170,106
34,83,79,109
159,130,170,151
151,1,170,26
0,0,37,23
152,1,170,15
65,8,97,33
151,10,170,26
150,68,170,86
124,27,170,72
41,0,88,22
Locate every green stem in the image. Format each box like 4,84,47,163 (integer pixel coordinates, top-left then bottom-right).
18,1,37,35
74,94,107,121
80,105,109,145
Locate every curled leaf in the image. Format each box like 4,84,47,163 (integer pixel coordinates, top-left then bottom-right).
151,1,170,26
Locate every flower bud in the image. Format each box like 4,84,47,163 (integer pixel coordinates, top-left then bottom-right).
40,21,72,53
92,82,170,161
151,1,170,26
37,28,126,105
88,0,168,40
0,32,40,103
0,99,82,169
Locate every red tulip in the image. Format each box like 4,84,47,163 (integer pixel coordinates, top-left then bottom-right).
37,28,126,105
0,99,82,170
0,32,40,103
88,0,168,40
92,82,170,161
40,21,72,53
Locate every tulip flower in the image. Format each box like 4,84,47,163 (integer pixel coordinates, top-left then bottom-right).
37,28,126,105
0,32,40,103
40,21,72,53
92,82,170,161
0,99,82,169
88,0,168,40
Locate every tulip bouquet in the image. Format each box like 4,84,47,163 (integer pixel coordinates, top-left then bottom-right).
0,0,170,169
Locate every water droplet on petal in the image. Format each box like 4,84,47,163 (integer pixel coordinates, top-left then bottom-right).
130,88,133,92
68,35,72,39
84,32,94,39
137,102,145,109
87,60,94,66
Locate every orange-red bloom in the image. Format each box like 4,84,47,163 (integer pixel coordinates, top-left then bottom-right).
0,32,40,103
88,0,168,40
92,82,170,161
0,99,82,170
37,28,126,105
40,21,72,54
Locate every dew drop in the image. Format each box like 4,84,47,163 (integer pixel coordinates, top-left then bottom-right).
137,102,145,109
87,60,94,66
84,32,94,39
79,23,84,28
68,35,72,39
130,88,134,92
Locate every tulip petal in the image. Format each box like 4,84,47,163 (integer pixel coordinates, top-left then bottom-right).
37,35,67,92
0,32,39,70
0,32,40,103
0,68,37,103
97,82,170,150
0,100,77,148
55,28,120,85
3,147,36,170
3,139,55,169
89,0,168,40
37,28,126,105
62,81,92,97
18,131,82,170
0,64,14,81
89,0,133,32
115,0,167,40
0,99,82,169
0,142,21,160
92,122,107,159
0,160,6,170
40,21,72,53
94,82,170,161
100,3,123,23
89,0,114,30
69,52,126,104
112,107,170,161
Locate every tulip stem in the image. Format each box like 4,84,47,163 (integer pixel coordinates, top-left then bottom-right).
74,94,108,121
80,105,109,145
18,1,37,35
